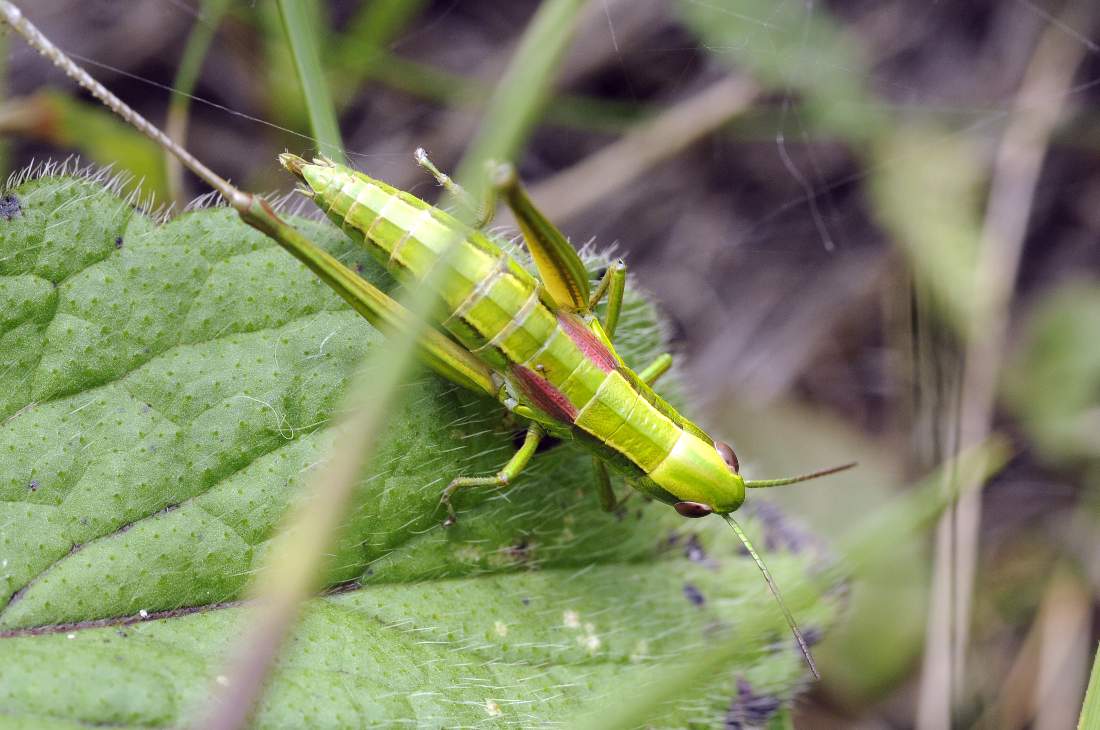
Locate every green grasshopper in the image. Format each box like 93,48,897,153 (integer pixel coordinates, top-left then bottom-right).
1,1,853,678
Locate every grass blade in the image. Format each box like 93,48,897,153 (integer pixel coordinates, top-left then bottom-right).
165,0,230,206
202,1,593,727
276,0,344,162
455,0,590,187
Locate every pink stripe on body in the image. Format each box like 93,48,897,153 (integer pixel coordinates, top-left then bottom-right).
511,365,577,423
557,313,618,372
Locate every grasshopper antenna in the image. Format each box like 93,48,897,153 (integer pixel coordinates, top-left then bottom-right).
721,513,820,680
0,1,249,211
744,462,856,489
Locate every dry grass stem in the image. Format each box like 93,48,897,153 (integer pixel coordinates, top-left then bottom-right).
917,3,1093,727
523,74,758,224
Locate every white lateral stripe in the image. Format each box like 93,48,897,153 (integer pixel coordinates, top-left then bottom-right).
442,252,510,333
388,207,434,266
343,181,376,223
475,286,541,353
520,320,562,368
649,428,691,476
365,190,401,239
447,253,508,318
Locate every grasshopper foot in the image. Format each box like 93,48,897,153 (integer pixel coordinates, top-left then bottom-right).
439,483,460,527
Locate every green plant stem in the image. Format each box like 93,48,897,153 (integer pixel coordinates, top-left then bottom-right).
335,48,646,133
455,0,589,189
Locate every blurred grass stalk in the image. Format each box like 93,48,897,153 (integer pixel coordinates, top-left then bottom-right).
917,3,1092,726
326,0,665,142
276,0,344,163
976,568,1092,729
165,0,230,207
524,74,759,224
329,0,429,108
198,1,592,728
577,439,1010,730
343,48,649,133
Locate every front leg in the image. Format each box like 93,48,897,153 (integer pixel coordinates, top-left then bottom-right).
440,422,544,526
591,457,637,513
637,353,673,385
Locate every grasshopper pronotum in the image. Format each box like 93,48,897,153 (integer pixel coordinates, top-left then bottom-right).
0,1,854,678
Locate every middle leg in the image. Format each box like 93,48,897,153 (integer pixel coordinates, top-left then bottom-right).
440,422,544,526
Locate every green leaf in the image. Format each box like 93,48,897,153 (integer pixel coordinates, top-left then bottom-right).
0,174,843,726
1003,281,1100,465
674,0,887,140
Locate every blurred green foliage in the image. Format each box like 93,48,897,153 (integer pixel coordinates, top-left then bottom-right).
675,0,887,140
0,90,168,199
869,126,987,328
1082,645,1100,729
1004,281,1100,466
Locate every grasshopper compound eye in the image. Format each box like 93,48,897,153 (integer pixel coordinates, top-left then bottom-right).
674,501,713,518
714,441,739,473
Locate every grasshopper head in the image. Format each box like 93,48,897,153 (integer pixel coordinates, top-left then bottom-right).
645,433,855,519
651,436,853,680
643,432,747,515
